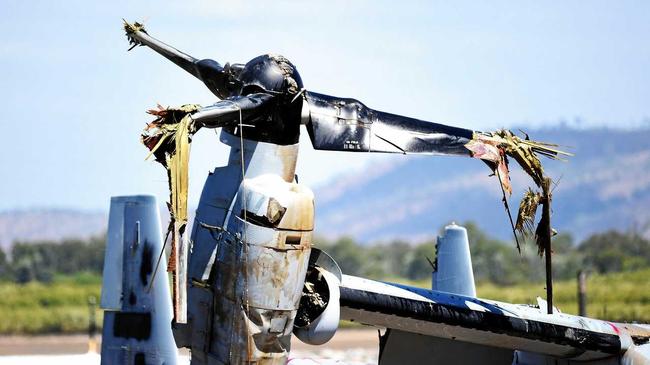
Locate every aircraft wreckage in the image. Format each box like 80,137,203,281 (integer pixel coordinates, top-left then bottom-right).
98,21,650,365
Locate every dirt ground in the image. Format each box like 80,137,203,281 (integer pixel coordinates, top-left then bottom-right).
0,328,379,356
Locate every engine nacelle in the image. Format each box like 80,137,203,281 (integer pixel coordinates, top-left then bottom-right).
293,249,342,345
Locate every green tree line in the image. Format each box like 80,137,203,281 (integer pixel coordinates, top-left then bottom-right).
315,222,650,285
0,222,649,286
0,236,105,283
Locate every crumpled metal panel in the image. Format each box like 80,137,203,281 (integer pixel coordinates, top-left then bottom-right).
240,174,315,231
212,225,310,311
169,134,313,364
205,172,313,364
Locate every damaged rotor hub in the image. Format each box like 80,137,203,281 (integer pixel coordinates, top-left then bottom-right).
237,54,303,100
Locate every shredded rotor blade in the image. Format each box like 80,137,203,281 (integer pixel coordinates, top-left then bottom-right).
465,129,570,251
496,167,521,252
140,103,200,323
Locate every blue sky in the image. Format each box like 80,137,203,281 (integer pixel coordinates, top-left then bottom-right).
1,0,649,211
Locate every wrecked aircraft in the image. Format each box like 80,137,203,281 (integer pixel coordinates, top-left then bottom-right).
98,21,650,365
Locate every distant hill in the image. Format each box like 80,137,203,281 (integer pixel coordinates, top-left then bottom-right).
2,126,649,248
313,126,650,243
0,209,106,250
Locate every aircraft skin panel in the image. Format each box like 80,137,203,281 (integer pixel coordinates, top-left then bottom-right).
378,329,515,365
340,273,630,338
432,224,476,297
100,195,177,365
339,275,623,361
342,298,615,361
99,196,131,310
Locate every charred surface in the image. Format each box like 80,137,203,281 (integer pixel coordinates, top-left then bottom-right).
240,209,276,228
221,54,305,145
139,241,153,287
221,97,302,145
632,336,650,346
295,268,329,328
340,287,621,356
129,291,137,306
134,352,146,365
239,204,286,228
113,312,152,341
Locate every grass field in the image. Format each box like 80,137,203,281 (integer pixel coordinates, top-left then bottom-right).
396,269,650,322
0,273,102,334
0,270,648,334
477,269,650,322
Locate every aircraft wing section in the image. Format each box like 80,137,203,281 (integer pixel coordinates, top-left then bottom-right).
338,275,638,362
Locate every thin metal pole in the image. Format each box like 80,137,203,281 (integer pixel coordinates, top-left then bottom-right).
577,270,587,316
542,177,553,315
88,295,97,353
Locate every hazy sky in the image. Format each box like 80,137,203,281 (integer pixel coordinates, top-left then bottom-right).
1,0,649,211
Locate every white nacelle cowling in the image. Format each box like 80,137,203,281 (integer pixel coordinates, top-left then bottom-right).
293,266,341,345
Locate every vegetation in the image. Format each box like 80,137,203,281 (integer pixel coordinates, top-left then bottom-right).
1,269,647,334
3,237,105,284
0,223,648,334
393,268,650,323
0,273,102,334
315,222,650,285
477,269,650,322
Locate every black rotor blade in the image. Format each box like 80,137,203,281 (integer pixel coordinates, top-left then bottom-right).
304,91,473,156
123,21,240,99
192,93,275,129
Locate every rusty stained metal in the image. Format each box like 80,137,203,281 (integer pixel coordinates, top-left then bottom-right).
203,168,314,364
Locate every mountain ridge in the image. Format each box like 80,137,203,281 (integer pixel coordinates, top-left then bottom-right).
2,126,649,247
312,126,650,243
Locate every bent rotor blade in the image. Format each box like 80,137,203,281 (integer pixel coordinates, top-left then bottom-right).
192,93,276,129
123,20,239,99
304,91,473,156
